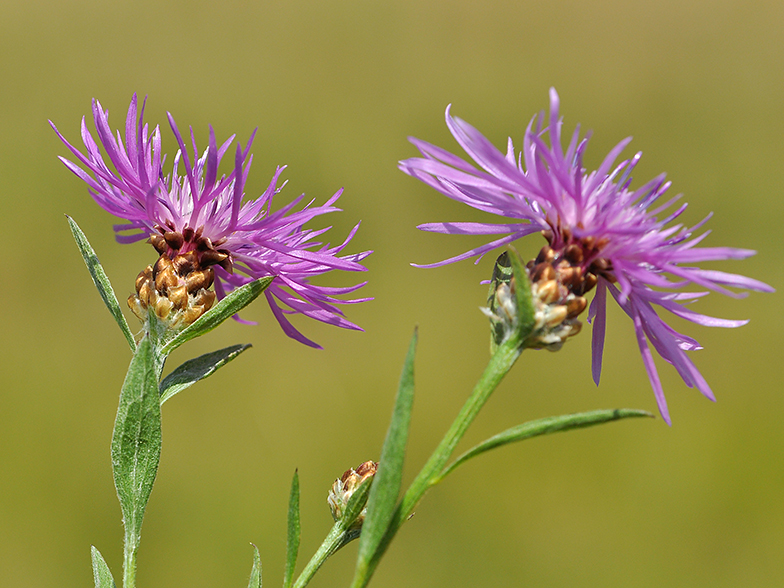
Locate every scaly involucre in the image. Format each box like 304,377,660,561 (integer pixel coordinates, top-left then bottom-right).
400,88,772,423
53,94,371,347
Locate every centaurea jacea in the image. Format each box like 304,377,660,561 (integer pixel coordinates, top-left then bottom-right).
401,89,772,423
52,95,371,346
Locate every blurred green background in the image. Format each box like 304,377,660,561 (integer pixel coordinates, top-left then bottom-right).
1,0,782,586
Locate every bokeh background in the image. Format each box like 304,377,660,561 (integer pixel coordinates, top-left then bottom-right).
1,1,782,586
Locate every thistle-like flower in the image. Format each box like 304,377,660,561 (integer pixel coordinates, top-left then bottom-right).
400,89,773,424
53,95,371,346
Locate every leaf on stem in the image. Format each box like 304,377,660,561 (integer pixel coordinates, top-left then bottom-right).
111,335,162,554
158,277,273,357
248,544,263,588
436,408,654,483
282,470,301,588
506,246,536,343
66,216,136,351
353,330,417,582
343,475,373,529
90,546,116,588
159,344,251,405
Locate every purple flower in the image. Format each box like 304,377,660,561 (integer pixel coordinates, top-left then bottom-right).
52,94,371,348
400,88,772,424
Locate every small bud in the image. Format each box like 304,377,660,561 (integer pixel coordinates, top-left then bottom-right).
327,460,378,529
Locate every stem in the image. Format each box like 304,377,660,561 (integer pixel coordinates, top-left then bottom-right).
292,522,351,588
123,539,137,588
352,337,523,587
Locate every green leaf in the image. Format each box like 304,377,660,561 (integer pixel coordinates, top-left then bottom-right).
90,546,116,588
67,215,136,351
282,471,300,588
353,331,417,582
158,277,273,358
436,408,654,483
334,475,375,549
506,246,536,343
343,475,373,525
111,335,162,556
159,344,251,405
248,544,262,588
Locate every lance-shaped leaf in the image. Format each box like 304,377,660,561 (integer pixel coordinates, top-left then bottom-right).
248,544,262,588
67,215,135,351
282,471,300,588
111,335,162,558
337,474,374,548
159,344,251,405
353,331,417,581
435,409,653,483
90,546,116,588
158,277,273,358
506,247,536,343
343,474,374,526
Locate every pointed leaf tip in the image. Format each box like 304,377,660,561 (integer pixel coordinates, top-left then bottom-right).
248,544,262,588
159,344,251,404
282,471,301,588
354,330,417,583
437,408,654,482
66,216,136,351
90,546,116,588
159,276,273,358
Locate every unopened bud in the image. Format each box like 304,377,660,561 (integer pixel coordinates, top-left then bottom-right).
327,460,378,529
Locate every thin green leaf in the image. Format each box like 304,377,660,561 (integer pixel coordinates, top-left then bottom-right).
159,277,273,357
90,546,116,588
248,544,262,588
336,475,375,549
111,335,162,555
159,344,251,405
67,215,135,351
282,471,301,588
353,331,417,581
506,246,536,342
436,408,654,483
343,475,373,528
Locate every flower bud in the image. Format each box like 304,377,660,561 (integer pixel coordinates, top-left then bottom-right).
327,460,378,529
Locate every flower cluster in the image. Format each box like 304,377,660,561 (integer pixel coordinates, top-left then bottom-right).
400,89,772,423
53,95,371,346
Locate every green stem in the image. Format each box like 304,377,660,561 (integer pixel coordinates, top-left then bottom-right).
352,337,523,587
123,539,137,588
292,523,351,588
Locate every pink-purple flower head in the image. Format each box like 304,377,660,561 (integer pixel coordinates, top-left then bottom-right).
400,88,773,424
52,94,371,348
